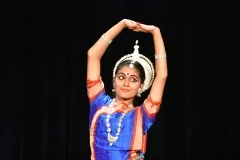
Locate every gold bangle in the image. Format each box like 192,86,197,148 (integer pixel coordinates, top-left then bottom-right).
101,34,112,44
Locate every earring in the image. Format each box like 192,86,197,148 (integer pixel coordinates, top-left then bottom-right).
112,82,116,92
137,88,142,97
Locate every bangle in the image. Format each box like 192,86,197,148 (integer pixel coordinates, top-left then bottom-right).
101,34,112,44
155,53,167,59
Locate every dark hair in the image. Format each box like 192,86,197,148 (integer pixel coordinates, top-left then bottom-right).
114,60,145,83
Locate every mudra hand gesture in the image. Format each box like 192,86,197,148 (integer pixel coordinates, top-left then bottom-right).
123,19,158,34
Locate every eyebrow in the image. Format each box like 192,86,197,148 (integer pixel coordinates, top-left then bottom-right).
117,72,139,79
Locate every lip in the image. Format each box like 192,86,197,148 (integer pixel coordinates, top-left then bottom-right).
120,88,130,92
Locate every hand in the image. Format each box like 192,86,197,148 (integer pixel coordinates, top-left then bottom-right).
123,19,138,30
137,23,158,34
123,19,159,34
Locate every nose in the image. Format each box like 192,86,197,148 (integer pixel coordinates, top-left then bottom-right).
123,79,129,87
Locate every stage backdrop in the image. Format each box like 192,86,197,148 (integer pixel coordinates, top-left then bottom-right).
2,0,235,160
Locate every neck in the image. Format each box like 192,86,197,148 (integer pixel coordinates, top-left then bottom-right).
114,96,134,106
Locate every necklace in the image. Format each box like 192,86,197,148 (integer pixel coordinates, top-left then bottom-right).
106,98,132,146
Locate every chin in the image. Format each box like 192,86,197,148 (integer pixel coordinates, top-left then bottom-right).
116,93,135,100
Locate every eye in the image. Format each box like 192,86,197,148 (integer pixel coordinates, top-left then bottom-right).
130,77,138,82
117,75,124,80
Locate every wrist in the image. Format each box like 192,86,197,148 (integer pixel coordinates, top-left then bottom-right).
120,19,127,28
151,27,160,35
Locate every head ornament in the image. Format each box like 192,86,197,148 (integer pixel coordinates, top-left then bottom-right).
113,40,155,92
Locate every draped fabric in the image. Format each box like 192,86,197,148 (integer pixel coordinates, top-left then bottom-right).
86,78,161,160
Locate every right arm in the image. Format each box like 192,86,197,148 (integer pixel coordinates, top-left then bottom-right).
86,19,138,110
87,19,137,80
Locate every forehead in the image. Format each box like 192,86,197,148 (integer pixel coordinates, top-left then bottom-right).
117,66,140,76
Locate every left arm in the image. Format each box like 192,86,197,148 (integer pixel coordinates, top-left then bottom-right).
138,24,168,103
121,23,168,134
138,24,168,133
149,27,168,103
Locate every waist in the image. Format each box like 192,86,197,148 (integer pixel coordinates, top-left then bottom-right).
92,150,143,160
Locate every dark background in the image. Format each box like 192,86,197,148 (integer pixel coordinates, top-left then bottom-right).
2,0,236,159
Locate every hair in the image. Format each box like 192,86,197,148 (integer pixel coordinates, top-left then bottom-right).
114,60,146,83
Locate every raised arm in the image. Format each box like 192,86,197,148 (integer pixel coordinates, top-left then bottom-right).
87,19,138,80
150,27,168,103
138,24,168,103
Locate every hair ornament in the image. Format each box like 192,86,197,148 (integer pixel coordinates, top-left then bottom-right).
113,40,155,92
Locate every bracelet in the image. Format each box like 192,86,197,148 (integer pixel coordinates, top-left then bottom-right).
101,34,112,44
155,53,167,59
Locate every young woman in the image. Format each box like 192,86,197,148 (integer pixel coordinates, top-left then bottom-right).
86,19,168,160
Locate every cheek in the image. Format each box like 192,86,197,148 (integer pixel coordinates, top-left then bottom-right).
131,82,141,90
114,79,122,87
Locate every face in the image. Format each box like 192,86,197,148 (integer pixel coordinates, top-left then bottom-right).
113,66,143,100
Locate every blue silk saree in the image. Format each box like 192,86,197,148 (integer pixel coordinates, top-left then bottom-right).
87,78,161,160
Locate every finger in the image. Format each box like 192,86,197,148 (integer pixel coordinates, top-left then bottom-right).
139,23,152,30
130,26,138,30
135,27,148,32
128,23,138,28
129,20,137,25
138,23,147,29
133,28,140,32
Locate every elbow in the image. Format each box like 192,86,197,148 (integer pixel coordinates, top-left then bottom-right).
87,47,103,59
87,51,99,59
87,50,94,57
156,71,168,79
87,47,96,57
164,71,168,78
161,74,168,79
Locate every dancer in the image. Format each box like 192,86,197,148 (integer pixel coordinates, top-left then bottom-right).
87,19,168,160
